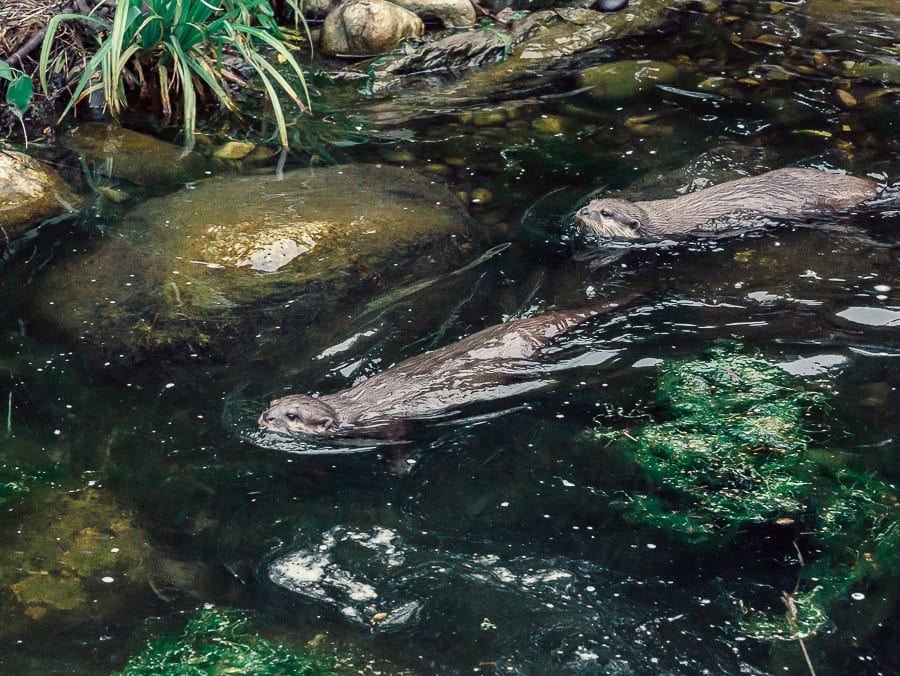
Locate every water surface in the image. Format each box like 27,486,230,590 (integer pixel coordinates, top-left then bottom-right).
1,1,899,674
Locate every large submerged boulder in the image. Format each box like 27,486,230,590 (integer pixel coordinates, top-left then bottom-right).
32,164,480,362
0,148,80,243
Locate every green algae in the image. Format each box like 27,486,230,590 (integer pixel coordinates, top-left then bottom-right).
114,607,336,675
593,344,829,542
589,343,900,641
2,488,149,623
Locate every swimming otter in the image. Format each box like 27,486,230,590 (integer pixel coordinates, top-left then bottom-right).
259,298,633,439
575,168,878,240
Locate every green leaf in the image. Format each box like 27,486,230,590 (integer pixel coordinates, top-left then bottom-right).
6,74,34,116
0,61,14,81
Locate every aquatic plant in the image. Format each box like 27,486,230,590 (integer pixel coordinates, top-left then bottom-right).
589,343,900,644
594,345,828,542
39,0,311,149
113,606,335,675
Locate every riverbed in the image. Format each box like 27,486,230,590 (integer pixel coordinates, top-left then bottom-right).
1,0,898,673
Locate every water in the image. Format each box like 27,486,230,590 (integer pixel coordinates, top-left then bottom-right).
1,1,899,673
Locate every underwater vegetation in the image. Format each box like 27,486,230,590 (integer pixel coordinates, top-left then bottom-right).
590,344,900,641
113,606,337,675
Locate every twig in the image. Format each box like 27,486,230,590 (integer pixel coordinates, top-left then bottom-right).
3,27,50,68
781,538,816,676
797,636,817,676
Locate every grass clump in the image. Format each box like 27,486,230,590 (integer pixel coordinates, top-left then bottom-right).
589,343,900,642
114,606,336,675
39,0,311,149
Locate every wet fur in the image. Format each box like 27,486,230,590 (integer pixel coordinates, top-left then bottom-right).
260,298,632,439
576,168,878,239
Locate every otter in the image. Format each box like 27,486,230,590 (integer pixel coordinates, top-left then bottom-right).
259,297,633,439
575,168,878,240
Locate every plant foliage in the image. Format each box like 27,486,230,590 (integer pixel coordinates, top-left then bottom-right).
589,343,900,641
113,606,336,675
0,61,33,139
39,0,311,149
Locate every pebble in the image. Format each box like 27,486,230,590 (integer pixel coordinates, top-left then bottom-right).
596,0,627,12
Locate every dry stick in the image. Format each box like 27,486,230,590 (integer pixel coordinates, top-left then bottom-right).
784,539,817,676
3,27,50,68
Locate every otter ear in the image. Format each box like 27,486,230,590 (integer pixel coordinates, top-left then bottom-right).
316,416,336,431
627,218,641,231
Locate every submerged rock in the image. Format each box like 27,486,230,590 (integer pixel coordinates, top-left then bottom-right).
320,0,424,56
578,60,679,101
364,0,693,97
32,164,479,362
1,488,149,629
0,148,80,243
62,122,208,186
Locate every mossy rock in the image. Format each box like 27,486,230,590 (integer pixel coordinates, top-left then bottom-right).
32,164,480,362
589,344,900,641
0,488,149,628
62,123,209,186
578,60,679,102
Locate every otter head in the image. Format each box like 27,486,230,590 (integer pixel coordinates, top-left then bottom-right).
259,395,340,436
575,198,648,239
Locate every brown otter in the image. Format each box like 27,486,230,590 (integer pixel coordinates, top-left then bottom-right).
259,297,633,439
575,168,878,240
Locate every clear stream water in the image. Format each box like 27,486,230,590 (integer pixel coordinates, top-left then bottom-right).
1,0,899,673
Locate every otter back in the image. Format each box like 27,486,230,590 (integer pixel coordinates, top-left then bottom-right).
576,168,879,239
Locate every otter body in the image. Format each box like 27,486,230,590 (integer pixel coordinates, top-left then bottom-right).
576,168,878,240
259,300,628,439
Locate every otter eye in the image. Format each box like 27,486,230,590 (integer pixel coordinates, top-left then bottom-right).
285,412,299,422
600,209,612,219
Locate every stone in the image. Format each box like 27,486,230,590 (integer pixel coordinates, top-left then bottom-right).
320,0,424,56
0,148,80,244
597,0,628,11
389,0,476,27
363,0,692,101
32,164,480,362
214,141,257,160
369,29,510,92
578,59,679,101
62,122,208,186
299,0,338,17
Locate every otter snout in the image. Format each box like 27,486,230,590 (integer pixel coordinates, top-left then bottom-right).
575,198,647,239
258,394,341,436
